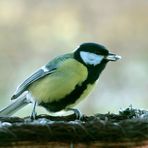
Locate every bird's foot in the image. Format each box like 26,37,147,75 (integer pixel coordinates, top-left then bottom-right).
30,101,37,120
66,108,82,120
30,111,37,120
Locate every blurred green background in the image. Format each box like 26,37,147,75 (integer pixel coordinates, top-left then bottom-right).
0,0,148,116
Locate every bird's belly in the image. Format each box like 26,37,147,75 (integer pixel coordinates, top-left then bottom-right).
28,74,78,103
28,59,88,104
39,82,95,112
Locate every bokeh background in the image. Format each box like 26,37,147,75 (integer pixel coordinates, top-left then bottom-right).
0,0,148,116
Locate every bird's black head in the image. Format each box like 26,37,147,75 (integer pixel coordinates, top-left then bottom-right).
78,42,109,56
74,42,121,83
74,42,121,67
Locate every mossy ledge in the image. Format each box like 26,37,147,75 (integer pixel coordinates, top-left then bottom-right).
0,107,148,147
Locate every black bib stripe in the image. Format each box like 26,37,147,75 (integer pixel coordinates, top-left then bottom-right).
40,62,107,112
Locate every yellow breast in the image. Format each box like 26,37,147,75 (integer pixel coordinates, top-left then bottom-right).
28,59,88,103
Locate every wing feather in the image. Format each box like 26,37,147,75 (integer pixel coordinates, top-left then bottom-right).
11,53,73,100
11,68,55,100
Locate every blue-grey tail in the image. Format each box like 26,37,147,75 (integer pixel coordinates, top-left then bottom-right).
0,96,30,117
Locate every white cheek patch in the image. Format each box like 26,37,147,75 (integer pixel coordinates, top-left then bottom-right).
80,51,104,66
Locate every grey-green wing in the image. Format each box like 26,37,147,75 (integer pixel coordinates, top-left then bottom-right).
11,53,73,100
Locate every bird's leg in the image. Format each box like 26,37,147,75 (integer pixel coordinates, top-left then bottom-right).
31,101,37,120
66,108,82,119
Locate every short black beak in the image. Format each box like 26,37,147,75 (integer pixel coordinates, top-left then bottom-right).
105,52,122,61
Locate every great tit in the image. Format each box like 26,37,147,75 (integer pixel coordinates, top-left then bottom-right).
0,42,121,118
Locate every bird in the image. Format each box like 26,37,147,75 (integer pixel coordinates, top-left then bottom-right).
0,42,121,118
